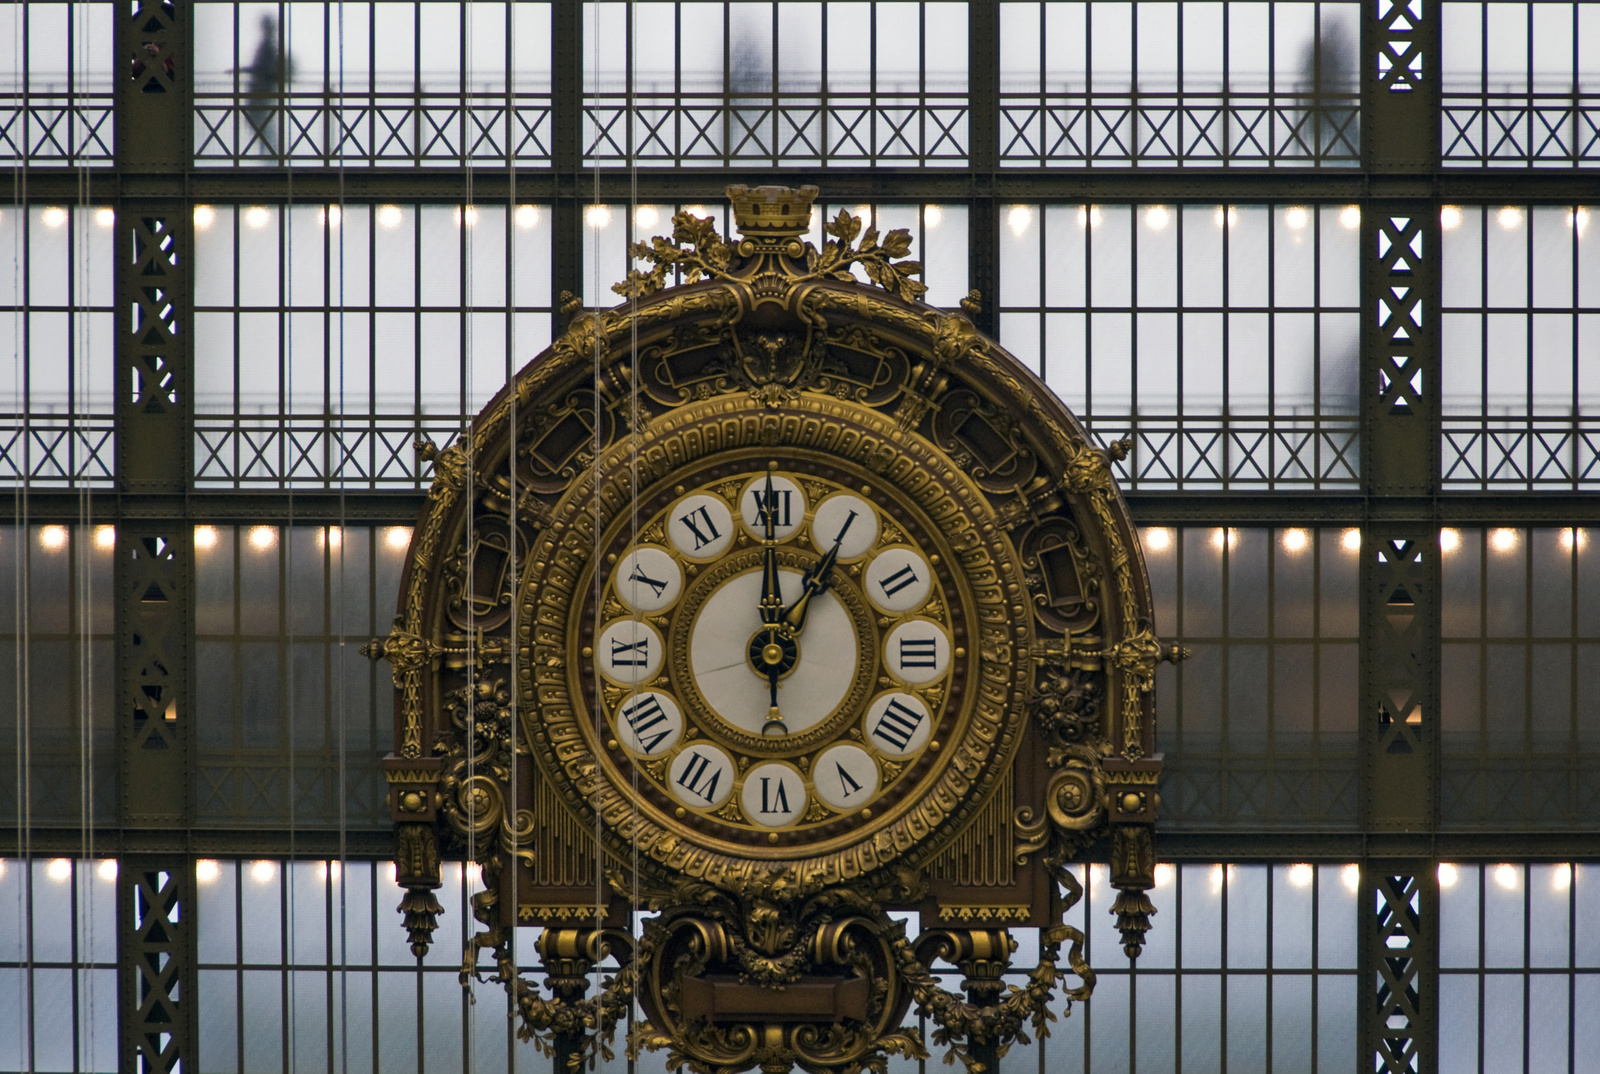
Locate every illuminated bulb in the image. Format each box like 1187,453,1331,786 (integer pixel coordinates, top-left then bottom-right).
377,205,403,229
1439,528,1461,553
1285,206,1309,230
1088,863,1105,886
193,525,219,550
195,859,221,883
1437,863,1459,887
39,524,68,550
42,207,67,228
1497,206,1523,230
1440,205,1463,230
455,205,479,227
1213,206,1238,229
250,860,277,884
1559,527,1587,551
1552,863,1572,891
1209,864,1226,893
584,204,612,229
95,208,115,229
1287,863,1314,888
319,526,342,549
97,859,117,881
633,205,659,229
1153,863,1175,887
0,861,6,878
1006,205,1033,237
1341,863,1360,892
1342,528,1362,552
193,205,216,228
94,525,115,550
1210,527,1238,551
1570,208,1590,235
1144,527,1172,551
1281,528,1309,553
923,205,944,229
683,205,709,219
47,858,72,881
386,526,412,549
1490,527,1517,552
853,205,873,223
248,525,277,550
1077,205,1103,229
1339,206,1361,230
245,206,270,229
465,862,483,884
384,861,399,883
515,204,540,229
1145,205,1170,230
1493,863,1518,890
316,861,343,881
320,205,342,228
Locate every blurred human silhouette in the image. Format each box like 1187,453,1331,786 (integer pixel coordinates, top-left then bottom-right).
244,13,293,155
1298,20,1358,159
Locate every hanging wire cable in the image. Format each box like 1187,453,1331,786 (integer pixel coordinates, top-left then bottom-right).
10,1,31,1065
71,2,99,1062
280,3,299,1063
332,3,351,1071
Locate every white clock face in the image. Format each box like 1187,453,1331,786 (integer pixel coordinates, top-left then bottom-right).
595,465,959,835
688,569,856,735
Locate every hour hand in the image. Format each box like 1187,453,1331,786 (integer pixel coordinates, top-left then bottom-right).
780,535,843,635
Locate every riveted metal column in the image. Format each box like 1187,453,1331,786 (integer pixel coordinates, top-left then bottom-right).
1359,1,1441,1071
114,3,197,1072
967,0,999,340
552,0,585,330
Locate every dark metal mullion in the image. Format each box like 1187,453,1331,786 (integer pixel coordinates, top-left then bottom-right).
1220,862,1230,1074
235,859,247,1071
1310,865,1321,1073
1264,865,1274,1074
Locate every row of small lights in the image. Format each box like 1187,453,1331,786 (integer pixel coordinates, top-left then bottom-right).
1142,526,1584,555
29,524,411,551
1,858,1566,892
1004,204,1593,238
1006,203,1362,237
28,523,1577,556
192,204,543,231
36,204,1588,237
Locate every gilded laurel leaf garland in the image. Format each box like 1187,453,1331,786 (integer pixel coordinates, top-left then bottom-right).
369,185,1176,1074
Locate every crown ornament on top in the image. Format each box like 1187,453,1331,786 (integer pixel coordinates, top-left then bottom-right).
613,183,928,303
727,182,819,238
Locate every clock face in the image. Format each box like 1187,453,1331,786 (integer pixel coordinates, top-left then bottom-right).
586,461,965,839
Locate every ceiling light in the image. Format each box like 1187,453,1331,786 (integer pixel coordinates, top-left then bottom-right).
377,205,403,229
1342,528,1362,552
245,206,270,229
193,525,219,549
1285,206,1309,230
923,205,944,229
39,525,68,550
42,207,67,228
1440,205,1463,230
1006,205,1033,237
193,205,216,228
1281,528,1308,553
1339,206,1361,230
1145,205,1169,230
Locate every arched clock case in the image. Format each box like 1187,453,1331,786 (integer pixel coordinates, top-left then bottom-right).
368,186,1181,1074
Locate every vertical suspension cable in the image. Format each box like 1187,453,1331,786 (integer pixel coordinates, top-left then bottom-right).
461,4,479,1069
333,3,349,1072
281,3,297,1063
10,1,29,1066
503,0,520,1048
71,1,97,1060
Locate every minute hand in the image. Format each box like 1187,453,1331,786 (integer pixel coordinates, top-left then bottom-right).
780,538,844,635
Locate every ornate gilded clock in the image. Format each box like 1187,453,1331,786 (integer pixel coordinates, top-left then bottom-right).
368,185,1181,1074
